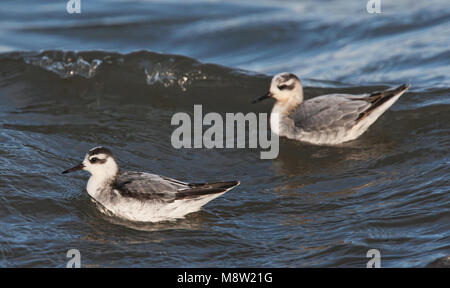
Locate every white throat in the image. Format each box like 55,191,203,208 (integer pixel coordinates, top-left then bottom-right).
270,107,282,135
270,95,303,135
85,158,119,198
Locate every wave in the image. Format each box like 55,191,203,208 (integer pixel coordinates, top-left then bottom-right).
0,50,262,92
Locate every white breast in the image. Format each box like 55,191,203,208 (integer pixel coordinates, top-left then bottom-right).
86,176,104,199
270,106,282,135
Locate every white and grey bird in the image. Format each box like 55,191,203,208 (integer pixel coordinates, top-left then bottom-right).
62,147,239,222
253,73,410,145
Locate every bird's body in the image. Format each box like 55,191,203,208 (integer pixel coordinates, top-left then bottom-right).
62,147,239,222
273,85,409,145
88,171,237,222
254,73,410,145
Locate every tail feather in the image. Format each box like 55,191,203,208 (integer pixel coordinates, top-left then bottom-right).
355,84,410,123
175,181,240,200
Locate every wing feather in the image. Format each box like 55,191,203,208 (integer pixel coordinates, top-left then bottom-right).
114,172,238,202
290,94,370,131
114,172,185,201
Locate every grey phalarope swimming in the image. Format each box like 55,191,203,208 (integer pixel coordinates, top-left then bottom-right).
253,73,410,145
62,147,239,222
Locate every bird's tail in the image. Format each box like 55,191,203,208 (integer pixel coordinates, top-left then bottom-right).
175,181,240,200
356,84,410,122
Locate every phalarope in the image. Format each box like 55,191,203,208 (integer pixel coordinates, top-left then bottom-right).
253,73,410,145
62,147,239,222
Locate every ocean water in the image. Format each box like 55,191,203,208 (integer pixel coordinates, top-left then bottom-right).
0,0,449,267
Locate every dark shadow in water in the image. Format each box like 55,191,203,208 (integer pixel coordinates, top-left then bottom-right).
272,133,398,177
426,256,450,268
78,194,206,235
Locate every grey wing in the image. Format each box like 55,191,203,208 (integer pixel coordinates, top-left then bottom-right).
290,94,370,131
114,171,239,202
114,171,188,202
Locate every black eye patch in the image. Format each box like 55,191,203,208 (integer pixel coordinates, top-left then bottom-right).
90,157,106,164
277,83,295,90
280,73,299,82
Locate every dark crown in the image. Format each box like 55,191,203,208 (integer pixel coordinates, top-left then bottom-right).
88,147,113,157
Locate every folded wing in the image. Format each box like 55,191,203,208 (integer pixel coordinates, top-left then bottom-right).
291,84,410,132
291,94,369,132
114,171,239,202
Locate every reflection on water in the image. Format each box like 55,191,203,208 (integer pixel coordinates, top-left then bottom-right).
87,198,207,233
272,135,398,177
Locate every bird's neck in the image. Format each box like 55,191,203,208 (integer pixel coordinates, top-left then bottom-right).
87,170,119,199
274,95,303,114
271,96,302,135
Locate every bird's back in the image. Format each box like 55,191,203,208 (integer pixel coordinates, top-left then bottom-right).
115,171,239,201
284,84,409,144
114,171,187,202
101,171,239,222
290,94,369,132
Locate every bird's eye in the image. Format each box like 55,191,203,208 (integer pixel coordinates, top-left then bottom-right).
278,84,287,90
90,157,98,163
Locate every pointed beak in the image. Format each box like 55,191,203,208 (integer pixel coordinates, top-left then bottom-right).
252,91,272,104
61,163,85,174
